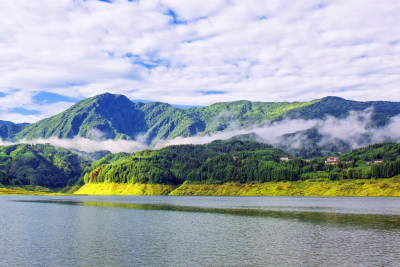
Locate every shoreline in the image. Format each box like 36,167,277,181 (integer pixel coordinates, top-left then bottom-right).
2,177,399,197
72,177,400,197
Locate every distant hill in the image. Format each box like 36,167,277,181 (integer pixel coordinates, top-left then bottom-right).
0,143,89,188
284,96,400,126
2,93,400,152
0,121,29,141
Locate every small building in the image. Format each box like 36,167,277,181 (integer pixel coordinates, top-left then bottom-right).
325,156,339,164
280,156,292,161
374,159,384,164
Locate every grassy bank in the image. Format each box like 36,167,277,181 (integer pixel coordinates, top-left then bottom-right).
2,177,400,197
0,185,56,195
74,183,176,195
169,177,400,197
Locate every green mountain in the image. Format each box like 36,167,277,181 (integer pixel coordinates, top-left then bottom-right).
285,96,400,126
15,93,147,140
0,143,90,188
5,93,400,147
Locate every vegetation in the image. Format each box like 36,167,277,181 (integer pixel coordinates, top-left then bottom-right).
82,139,287,185
74,183,176,195
0,121,27,141
169,178,400,197
83,140,400,188
1,139,400,197
285,96,400,126
75,178,400,197
14,93,148,140
0,143,90,188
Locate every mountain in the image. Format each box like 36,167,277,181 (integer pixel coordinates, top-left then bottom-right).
4,93,400,148
284,96,400,126
14,93,147,140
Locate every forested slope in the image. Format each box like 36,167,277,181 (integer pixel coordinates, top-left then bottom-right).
0,144,89,188
84,141,400,185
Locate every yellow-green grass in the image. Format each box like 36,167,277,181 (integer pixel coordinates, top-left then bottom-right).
0,185,56,195
74,183,176,195
169,177,400,197
2,177,400,197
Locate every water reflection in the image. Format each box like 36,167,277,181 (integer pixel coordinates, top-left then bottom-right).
16,199,400,230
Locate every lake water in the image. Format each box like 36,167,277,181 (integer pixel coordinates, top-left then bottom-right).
1,195,399,266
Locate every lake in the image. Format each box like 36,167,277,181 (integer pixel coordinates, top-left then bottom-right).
1,195,399,266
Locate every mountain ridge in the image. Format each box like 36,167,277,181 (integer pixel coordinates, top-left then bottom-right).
2,93,400,149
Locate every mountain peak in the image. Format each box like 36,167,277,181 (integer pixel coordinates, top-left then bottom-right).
320,96,346,101
15,92,147,140
88,92,130,103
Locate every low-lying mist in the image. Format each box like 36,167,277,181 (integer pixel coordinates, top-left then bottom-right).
1,109,400,156
0,136,148,154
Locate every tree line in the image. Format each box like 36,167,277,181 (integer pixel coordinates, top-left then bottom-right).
84,140,400,185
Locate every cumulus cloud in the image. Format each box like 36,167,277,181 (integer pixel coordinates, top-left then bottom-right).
0,0,400,122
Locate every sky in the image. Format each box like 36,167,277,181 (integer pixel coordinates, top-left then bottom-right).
0,0,399,123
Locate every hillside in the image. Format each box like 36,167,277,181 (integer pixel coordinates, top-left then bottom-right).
4,93,400,148
0,121,28,141
0,143,90,188
84,141,400,186
285,96,400,126
83,139,288,185
14,93,147,140
1,138,400,196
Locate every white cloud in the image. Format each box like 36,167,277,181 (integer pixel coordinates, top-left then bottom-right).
0,0,400,122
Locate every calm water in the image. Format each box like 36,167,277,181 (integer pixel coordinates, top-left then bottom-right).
1,195,399,266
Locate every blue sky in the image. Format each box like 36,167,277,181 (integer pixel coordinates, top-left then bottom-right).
0,0,399,123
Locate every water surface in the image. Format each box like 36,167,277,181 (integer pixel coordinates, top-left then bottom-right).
1,195,399,266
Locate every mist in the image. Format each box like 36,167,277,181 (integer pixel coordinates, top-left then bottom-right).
0,136,149,154
161,109,400,152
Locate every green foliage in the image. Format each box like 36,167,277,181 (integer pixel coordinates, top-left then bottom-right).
85,139,289,185
15,93,148,140
0,143,90,188
0,121,27,141
86,141,400,185
285,96,400,124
